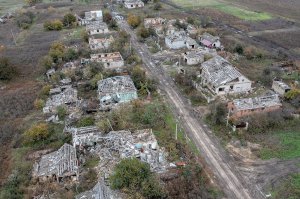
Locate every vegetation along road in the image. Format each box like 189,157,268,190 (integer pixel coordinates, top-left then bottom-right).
116,18,266,199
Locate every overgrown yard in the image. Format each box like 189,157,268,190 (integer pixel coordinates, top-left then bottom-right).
259,131,300,160
171,0,272,20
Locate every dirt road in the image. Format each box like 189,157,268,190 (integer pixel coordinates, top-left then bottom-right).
116,19,266,199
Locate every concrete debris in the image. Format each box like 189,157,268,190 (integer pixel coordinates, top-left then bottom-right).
97,76,137,108
43,87,78,113
75,179,122,199
94,129,169,175
183,48,216,65
46,68,56,80
89,36,114,50
32,144,79,182
70,126,102,147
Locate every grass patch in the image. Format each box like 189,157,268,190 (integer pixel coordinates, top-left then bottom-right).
171,0,272,20
0,0,24,15
83,156,100,169
259,131,300,160
271,173,300,199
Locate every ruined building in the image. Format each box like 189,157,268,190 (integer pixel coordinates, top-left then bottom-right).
228,94,282,120
32,143,79,182
200,55,252,95
90,52,124,69
97,76,137,108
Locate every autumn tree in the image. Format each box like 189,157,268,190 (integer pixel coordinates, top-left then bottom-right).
44,19,63,31
49,42,66,63
23,123,50,143
127,14,141,29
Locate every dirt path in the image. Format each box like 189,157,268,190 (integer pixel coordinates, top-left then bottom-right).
248,27,300,36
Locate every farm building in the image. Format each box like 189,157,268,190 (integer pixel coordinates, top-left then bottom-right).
78,10,103,25
183,48,216,65
97,76,138,107
200,55,252,95
228,94,282,120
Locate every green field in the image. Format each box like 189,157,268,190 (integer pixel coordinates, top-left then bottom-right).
171,0,272,21
0,0,24,15
259,131,300,160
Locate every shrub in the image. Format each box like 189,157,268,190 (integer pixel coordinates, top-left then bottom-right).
25,0,42,6
39,84,51,99
44,19,63,31
23,123,50,144
57,106,67,120
110,158,165,198
0,57,17,81
63,48,79,62
39,55,53,70
63,13,77,28
34,99,45,110
153,3,162,10
137,26,150,39
76,116,95,127
127,14,141,29
49,42,65,63
16,11,35,29
234,44,244,54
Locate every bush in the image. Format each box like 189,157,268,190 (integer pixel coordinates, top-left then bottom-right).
207,102,227,126
49,42,65,63
23,123,50,144
63,13,77,27
153,3,162,10
234,44,244,54
39,55,53,70
110,158,165,198
76,116,95,127
25,0,42,6
63,48,79,62
127,14,141,29
44,19,63,31
57,106,67,120
34,99,45,110
0,57,17,81
16,11,35,29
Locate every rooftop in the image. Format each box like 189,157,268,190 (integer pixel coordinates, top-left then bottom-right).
200,32,219,43
33,143,78,178
91,52,123,62
232,94,282,111
166,31,187,42
86,21,108,31
202,55,248,87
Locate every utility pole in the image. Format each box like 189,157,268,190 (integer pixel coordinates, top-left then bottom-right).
10,29,17,46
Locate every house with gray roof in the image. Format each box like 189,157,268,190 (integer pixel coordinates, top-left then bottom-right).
200,55,252,95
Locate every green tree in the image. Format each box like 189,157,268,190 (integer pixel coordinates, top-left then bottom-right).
110,158,165,198
0,58,17,81
76,116,95,127
57,106,67,120
63,13,77,27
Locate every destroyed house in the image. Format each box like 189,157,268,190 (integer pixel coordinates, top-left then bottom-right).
199,32,221,49
124,0,144,9
98,76,137,107
79,10,103,25
185,37,199,49
183,50,205,65
75,179,121,199
228,94,282,120
71,126,102,147
33,143,78,182
43,87,78,113
86,21,109,35
89,36,114,50
200,55,252,95
144,17,166,28
272,80,291,96
95,129,169,174
90,52,124,69
165,31,187,49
